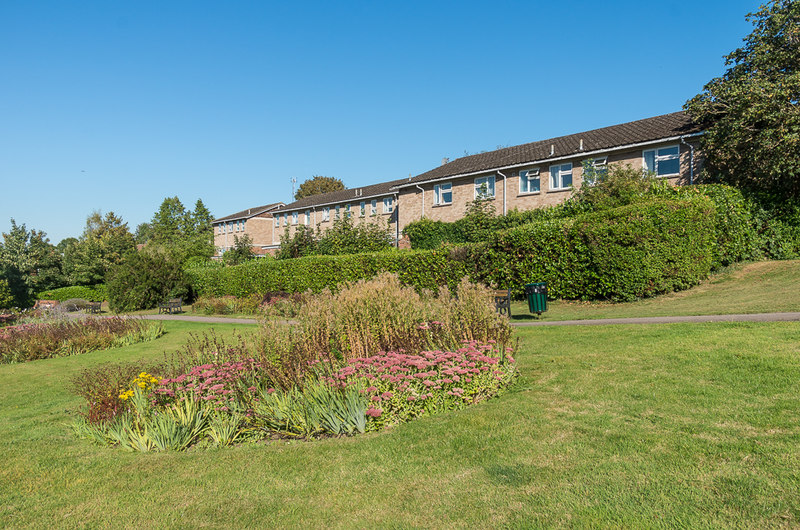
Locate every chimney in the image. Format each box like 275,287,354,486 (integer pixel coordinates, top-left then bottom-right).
441,157,450,165
579,138,584,151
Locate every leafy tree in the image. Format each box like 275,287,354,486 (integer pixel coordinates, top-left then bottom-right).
134,222,152,244
314,216,394,255
0,220,63,306
145,197,214,261
223,234,256,265
63,211,136,286
276,226,316,259
685,0,800,199
56,237,78,255
106,247,192,312
0,279,13,309
567,164,668,212
295,176,345,200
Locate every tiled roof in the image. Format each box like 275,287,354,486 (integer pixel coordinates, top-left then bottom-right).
214,202,284,223
276,178,406,212
396,111,701,187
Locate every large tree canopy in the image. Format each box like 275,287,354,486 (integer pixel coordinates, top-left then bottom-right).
62,211,136,286
294,176,345,200
685,0,800,199
0,220,62,306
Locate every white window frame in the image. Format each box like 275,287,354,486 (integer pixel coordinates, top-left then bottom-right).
643,145,680,177
274,216,279,227
474,175,496,200
519,168,540,194
283,213,288,226
335,205,341,220
291,212,298,225
360,201,366,217
304,210,310,225
549,163,573,190
323,207,330,222
434,182,453,205
370,199,377,216
347,204,353,218
582,156,608,186
383,196,394,213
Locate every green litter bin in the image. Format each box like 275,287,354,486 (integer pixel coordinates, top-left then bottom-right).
524,282,548,314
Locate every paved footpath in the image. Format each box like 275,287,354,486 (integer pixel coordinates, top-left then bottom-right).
138,312,800,327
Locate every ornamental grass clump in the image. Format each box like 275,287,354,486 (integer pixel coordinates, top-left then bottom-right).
0,316,165,364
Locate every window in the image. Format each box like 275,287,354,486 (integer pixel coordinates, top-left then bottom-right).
292,212,298,225
643,145,680,176
323,207,330,222
519,168,540,194
217,225,222,234
582,157,608,186
383,196,394,213
346,204,352,218
474,176,496,199
335,205,341,220
283,213,288,226
228,222,234,233
274,216,279,227
242,220,246,230
360,201,366,217
304,210,310,225
434,182,452,205
370,199,377,216
549,163,573,190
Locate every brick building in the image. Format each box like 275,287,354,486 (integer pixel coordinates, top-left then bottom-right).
212,202,284,257
393,111,702,227
213,111,703,253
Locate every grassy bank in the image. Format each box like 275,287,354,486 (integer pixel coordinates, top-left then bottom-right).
1,319,799,527
511,260,800,321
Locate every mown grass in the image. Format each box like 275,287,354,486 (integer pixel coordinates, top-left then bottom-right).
1,319,799,527
512,260,800,321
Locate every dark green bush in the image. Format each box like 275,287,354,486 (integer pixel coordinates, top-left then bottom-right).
187,249,468,298
107,249,192,312
37,285,107,302
467,198,716,301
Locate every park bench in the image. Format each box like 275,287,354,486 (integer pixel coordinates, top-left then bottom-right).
158,298,183,314
492,288,511,317
87,301,101,314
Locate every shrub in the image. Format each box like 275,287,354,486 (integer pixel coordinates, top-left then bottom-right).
36,284,107,303
191,294,264,315
469,198,716,301
107,248,192,312
0,279,14,309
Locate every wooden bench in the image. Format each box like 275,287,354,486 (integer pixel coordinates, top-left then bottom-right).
492,289,511,317
87,302,102,314
158,298,183,314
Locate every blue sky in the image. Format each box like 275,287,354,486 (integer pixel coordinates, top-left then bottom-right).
1,0,758,244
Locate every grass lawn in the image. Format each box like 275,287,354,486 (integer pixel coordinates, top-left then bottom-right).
2,319,799,527
511,260,800,322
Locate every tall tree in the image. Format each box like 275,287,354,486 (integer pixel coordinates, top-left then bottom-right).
685,0,800,199
0,219,63,306
294,176,345,200
63,211,135,285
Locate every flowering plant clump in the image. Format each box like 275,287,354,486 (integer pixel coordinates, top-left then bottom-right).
119,372,161,401
329,340,517,429
155,359,260,409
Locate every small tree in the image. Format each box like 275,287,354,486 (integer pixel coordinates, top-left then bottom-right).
276,226,316,259
314,216,394,255
567,164,668,212
223,234,256,266
295,176,345,200
0,279,14,309
685,0,800,200
106,248,192,312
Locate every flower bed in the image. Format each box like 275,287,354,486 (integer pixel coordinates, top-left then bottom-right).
0,317,165,364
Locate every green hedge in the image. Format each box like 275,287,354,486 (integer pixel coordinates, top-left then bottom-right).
187,250,468,298
467,198,716,301
36,285,107,302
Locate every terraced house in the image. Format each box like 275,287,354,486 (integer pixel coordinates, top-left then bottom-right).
212,202,284,256
393,111,702,228
214,111,703,256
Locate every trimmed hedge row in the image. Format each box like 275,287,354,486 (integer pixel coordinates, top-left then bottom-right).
468,197,716,301
188,250,469,298
36,284,107,302
189,198,716,302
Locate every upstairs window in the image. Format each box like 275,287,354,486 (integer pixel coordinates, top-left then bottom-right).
582,157,608,186
282,213,288,226
549,163,573,190
434,182,452,205
643,145,680,176
323,207,330,221
292,212,298,225
360,201,366,217
383,196,394,213
474,176,496,199
274,216,279,227
304,210,310,225
335,205,341,220
519,168,540,194
370,199,377,216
